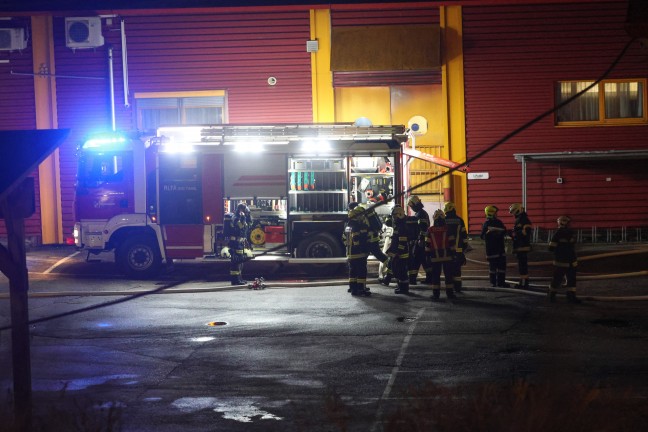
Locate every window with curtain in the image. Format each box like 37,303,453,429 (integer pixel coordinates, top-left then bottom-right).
555,79,646,125
135,92,226,133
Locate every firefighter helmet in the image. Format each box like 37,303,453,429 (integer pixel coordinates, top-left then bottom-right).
236,202,249,215
557,215,571,227
348,205,364,219
509,203,524,216
443,201,455,213
407,195,422,209
433,209,445,221
391,205,405,220
484,205,499,218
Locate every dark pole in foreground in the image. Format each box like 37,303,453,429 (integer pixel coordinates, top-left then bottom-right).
0,179,35,431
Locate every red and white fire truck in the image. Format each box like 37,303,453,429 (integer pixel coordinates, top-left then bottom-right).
73,123,462,278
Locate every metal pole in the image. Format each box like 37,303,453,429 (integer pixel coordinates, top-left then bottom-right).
121,19,130,108
521,157,527,209
108,45,116,131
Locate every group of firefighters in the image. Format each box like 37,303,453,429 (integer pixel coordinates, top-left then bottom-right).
343,197,581,304
225,195,580,304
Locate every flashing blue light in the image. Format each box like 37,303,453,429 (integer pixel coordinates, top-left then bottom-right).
83,133,128,150
96,322,113,328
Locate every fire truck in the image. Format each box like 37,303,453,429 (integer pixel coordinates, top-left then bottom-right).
73,123,461,278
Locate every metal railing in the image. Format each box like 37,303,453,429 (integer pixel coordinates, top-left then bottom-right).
532,226,647,244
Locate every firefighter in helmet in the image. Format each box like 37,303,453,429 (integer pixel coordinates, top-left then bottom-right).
343,204,371,296
480,205,510,288
443,201,469,293
548,215,581,304
425,209,455,300
229,202,252,285
386,205,410,294
406,195,431,285
509,203,533,289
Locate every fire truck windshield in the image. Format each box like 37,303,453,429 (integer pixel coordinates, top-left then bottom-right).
78,152,128,188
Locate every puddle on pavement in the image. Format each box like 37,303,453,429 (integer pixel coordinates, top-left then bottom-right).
172,397,283,422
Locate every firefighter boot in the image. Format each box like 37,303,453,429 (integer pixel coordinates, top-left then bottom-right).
454,280,462,294
394,282,409,295
352,283,371,297
497,273,510,288
566,291,582,304
446,287,456,299
548,290,557,303
379,274,392,287
409,274,418,286
231,276,246,286
489,273,497,288
431,288,440,301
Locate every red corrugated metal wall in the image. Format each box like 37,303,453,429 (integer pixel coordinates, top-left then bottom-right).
50,10,312,239
0,20,40,241
124,11,312,122
462,1,648,233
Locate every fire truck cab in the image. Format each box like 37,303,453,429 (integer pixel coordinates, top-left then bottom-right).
73,124,409,278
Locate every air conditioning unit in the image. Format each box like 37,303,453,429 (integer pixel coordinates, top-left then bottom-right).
65,17,104,49
0,28,28,51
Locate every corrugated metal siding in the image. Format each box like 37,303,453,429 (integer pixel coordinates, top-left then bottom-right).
124,12,312,122
0,34,41,241
462,1,648,233
50,11,312,239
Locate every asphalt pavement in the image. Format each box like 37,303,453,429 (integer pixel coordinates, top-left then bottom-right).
1,242,648,431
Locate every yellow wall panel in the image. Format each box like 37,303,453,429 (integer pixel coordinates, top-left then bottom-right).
334,87,391,124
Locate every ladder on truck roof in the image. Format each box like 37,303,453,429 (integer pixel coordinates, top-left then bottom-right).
156,124,409,147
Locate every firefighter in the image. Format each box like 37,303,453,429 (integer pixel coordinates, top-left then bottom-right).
443,201,469,293
387,205,410,294
358,203,391,276
406,195,431,285
548,216,581,304
480,205,510,288
425,209,456,300
509,203,533,289
229,202,252,285
343,204,371,296
378,214,394,286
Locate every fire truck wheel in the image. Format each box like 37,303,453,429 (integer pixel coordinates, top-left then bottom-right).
117,236,162,279
296,233,345,276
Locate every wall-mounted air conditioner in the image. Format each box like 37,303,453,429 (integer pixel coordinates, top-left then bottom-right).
0,28,28,51
65,17,104,49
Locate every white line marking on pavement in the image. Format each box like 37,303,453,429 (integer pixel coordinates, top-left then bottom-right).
371,306,427,432
43,251,81,274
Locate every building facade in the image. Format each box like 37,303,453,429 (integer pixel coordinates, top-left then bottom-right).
0,0,645,243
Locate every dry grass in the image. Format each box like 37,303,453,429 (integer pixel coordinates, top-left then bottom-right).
1,389,122,432
381,380,648,432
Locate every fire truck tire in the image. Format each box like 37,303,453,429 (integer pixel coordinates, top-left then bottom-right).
117,236,162,279
296,233,345,276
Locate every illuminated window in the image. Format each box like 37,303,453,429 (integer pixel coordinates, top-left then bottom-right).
135,91,227,133
555,79,646,126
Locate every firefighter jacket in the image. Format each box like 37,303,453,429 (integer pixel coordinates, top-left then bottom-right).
229,213,250,247
480,217,507,259
343,219,368,260
512,211,533,253
406,209,430,243
386,218,410,259
548,227,577,267
425,224,453,262
444,209,468,254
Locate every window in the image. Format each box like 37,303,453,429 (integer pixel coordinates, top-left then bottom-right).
555,79,646,126
135,91,227,133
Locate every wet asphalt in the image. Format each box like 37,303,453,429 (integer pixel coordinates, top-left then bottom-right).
1,244,648,431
